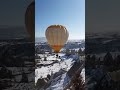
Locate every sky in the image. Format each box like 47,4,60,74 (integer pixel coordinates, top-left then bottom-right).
35,0,85,40
0,0,33,39
86,0,120,33
0,0,33,27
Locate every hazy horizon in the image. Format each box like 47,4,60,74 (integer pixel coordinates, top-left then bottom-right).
35,37,85,43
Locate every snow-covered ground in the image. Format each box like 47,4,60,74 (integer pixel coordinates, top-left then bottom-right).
91,52,120,61
45,68,85,90
35,53,85,90
0,67,35,90
7,67,34,81
35,54,74,84
46,73,70,90
81,68,85,82
4,82,35,90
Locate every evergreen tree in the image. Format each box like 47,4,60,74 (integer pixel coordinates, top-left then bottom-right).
71,49,75,55
66,49,70,56
44,57,47,61
115,55,120,69
72,72,84,90
91,55,96,68
104,52,113,66
21,72,28,83
78,48,82,55
85,55,91,68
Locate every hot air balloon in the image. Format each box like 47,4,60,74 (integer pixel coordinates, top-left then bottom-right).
25,1,35,41
45,25,69,53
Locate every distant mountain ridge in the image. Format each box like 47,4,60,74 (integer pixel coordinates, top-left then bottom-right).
35,37,84,43
35,37,47,42
0,26,28,40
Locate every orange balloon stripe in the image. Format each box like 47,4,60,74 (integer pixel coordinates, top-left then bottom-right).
25,1,35,42
51,45,63,53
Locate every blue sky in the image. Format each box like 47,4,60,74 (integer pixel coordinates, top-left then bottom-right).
35,0,85,40
0,0,32,27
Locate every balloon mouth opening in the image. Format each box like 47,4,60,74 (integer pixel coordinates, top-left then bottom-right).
54,50,60,53
51,45,64,53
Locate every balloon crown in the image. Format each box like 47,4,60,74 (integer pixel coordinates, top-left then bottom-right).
47,25,67,29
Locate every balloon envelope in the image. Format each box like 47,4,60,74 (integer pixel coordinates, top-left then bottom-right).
45,25,69,53
25,1,35,41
